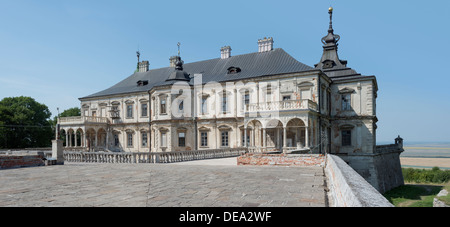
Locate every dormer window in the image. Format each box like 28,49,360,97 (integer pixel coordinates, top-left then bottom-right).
322,60,335,69
227,67,241,74
137,80,149,87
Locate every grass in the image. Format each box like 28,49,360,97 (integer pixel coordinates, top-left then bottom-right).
383,183,450,207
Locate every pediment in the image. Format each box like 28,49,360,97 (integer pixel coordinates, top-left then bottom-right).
338,87,355,94
297,81,314,87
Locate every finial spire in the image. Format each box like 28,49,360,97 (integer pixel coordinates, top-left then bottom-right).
328,7,334,32
315,6,348,71
177,42,181,56
321,7,340,45
136,50,140,63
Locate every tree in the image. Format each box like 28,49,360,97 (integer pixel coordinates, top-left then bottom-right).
0,96,53,148
50,107,81,126
60,107,81,118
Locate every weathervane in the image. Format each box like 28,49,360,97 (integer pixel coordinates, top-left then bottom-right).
136,50,140,63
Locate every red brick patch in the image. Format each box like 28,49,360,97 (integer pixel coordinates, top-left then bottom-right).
0,155,45,169
237,154,325,167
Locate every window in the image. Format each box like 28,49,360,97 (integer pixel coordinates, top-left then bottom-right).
201,96,208,115
342,130,352,146
266,86,272,102
178,132,186,147
127,133,133,147
111,106,120,118
142,132,148,147
100,108,106,117
160,97,167,114
201,132,208,147
127,104,133,118
92,111,96,117
161,132,167,147
282,95,291,101
227,66,241,74
114,134,120,147
137,80,148,86
222,94,228,113
141,103,148,117
178,100,184,112
342,94,351,111
221,131,229,147
242,92,250,111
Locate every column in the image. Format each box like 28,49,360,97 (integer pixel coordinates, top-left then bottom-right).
106,130,109,150
244,127,248,147
83,132,86,148
137,131,140,152
277,128,281,150
263,128,267,148
283,127,287,151
94,132,98,147
74,131,78,147
305,127,309,148
65,131,69,148
68,132,72,147
167,128,172,152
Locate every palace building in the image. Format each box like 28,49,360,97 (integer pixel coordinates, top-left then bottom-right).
58,8,404,192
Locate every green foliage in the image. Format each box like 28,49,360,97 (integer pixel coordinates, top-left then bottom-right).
383,184,443,207
402,167,450,184
0,96,53,148
51,107,81,125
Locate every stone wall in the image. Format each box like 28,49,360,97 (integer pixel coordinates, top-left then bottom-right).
334,143,404,194
0,154,45,169
337,152,404,193
325,154,394,207
237,153,325,167
372,148,404,193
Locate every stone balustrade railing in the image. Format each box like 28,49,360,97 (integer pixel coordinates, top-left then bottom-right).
64,148,248,164
247,99,318,112
58,116,109,125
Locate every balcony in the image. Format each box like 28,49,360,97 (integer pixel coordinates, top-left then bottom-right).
247,99,318,113
58,116,109,125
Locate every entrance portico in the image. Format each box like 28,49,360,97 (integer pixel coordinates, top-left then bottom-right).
243,116,313,153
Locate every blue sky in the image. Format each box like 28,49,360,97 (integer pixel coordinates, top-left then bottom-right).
0,0,449,143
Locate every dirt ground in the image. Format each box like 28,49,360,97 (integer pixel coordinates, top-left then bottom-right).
400,158,450,169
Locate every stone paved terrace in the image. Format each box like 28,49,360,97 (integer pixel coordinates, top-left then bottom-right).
0,157,327,207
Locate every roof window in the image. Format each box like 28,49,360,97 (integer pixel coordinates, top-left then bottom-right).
227,67,241,74
137,80,149,86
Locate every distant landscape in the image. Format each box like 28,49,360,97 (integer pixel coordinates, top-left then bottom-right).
396,142,450,170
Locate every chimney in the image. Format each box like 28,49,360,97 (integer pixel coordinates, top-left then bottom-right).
220,46,232,59
138,61,149,72
170,56,178,67
258,37,274,52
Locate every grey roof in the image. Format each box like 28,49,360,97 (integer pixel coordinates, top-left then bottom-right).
80,48,316,100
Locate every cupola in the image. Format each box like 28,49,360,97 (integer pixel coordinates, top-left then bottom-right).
166,56,190,81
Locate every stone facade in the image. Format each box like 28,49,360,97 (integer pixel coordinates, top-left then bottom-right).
57,8,404,193
65,71,328,154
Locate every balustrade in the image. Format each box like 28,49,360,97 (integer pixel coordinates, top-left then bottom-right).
247,99,318,112
63,148,248,164
58,116,109,125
